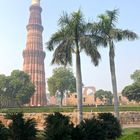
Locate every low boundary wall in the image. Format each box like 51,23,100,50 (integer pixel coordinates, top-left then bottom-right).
0,111,140,129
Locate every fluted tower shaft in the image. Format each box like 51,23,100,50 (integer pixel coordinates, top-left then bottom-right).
23,1,47,106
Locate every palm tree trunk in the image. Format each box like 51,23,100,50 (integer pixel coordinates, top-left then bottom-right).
109,41,119,119
76,48,83,123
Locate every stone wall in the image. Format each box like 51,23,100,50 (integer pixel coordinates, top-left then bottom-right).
0,111,140,130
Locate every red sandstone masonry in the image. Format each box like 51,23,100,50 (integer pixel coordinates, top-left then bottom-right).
23,2,46,106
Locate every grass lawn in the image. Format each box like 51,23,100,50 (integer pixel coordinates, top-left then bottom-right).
117,128,140,140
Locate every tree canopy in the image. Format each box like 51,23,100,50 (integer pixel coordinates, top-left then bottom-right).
131,70,140,83
0,70,35,108
122,69,140,102
122,82,140,102
95,89,113,105
47,67,76,106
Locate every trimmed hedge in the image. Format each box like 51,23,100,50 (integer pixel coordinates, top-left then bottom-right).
0,106,140,113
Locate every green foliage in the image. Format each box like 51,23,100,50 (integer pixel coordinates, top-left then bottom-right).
0,74,10,108
9,70,35,106
131,70,140,83
0,121,9,140
98,113,122,139
44,112,122,140
44,112,73,140
5,112,37,140
122,82,140,102
71,125,86,140
46,9,101,66
79,117,106,140
122,70,140,102
47,67,76,106
0,70,35,107
95,89,113,105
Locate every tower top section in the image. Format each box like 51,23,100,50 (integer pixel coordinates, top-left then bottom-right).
32,0,40,6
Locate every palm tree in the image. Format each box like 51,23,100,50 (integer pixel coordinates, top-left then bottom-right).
92,9,138,119
46,10,101,123
5,112,37,140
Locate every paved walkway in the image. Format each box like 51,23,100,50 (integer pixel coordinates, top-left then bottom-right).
122,124,140,128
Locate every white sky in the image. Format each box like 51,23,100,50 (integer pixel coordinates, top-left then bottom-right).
0,0,140,92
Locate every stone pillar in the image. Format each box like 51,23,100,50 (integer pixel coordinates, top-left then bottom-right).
23,0,47,106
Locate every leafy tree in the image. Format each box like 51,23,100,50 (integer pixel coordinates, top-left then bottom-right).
98,113,122,139
47,67,76,106
5,112,37,140
0,70,35,107
44,112,73,140
131,70,140,83
122,70,140,102
92,9,138,119
0,121,9,140
46,10,101,122
0,75,9,108
95,89,113,105
122,82,140,102
9,70,35,107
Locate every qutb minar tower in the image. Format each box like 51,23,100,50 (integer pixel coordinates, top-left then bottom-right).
23,0,47,106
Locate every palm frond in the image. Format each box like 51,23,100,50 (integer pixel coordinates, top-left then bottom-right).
106,9,119,26
121,30,139,40
97,15,111,36
85,23,108,47
58,12,70,27
97,9,119,34
80,36,101,66
51,40,73,66
85,44,101,66
110,29,138,41
46,28,66,51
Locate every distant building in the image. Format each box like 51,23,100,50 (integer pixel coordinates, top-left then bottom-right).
62,86,96,106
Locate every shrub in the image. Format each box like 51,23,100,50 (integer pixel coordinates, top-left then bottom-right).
44,112,73,140
71,125,86,140
78,117,106,140
98,113,122,139
0,121,9,140
5,112,37,140
43,112,122,140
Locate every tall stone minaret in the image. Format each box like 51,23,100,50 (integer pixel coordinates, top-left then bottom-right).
23,0,47,106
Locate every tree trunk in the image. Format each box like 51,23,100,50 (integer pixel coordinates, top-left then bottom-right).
109,41,119,119
60,92,64,107
76,49,83,123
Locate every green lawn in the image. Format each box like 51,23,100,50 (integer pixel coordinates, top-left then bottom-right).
0,105,140,113
117,128,140,140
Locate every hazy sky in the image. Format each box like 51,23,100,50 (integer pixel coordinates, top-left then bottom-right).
0,0,140,92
